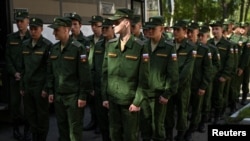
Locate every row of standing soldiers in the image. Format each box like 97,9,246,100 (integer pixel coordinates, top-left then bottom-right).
5,8,250,141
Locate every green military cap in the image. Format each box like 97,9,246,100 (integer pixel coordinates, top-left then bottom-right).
239,21,249,27
187,22,199,30
147,16,165,28
132,15,141,25
89,15,103,23
68,13,82,22
15,11,29,20
29,17,43,27
102,18,113,27
108,8,134,21
197,21,204,27
172,20,188,28
199,26,210,34
48,17,72,29
209,20,223,27
223,18,234,25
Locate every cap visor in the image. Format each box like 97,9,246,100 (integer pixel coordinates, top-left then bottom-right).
108,16,122,21
15,17,25,20
29,24,40,27
48,24,59,29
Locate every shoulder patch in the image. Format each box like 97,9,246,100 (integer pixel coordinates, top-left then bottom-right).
134,38,144,46
72,41,82,47
43,38,52,46
108,37,118,43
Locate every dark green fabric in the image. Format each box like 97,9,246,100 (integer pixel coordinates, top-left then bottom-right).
47,37,92,100
101,35,147,106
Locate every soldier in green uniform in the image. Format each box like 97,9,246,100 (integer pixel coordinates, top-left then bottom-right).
5,11,31,141
20,17,52,141
239,22,250,105
131,15,145,40
91,18,115,141
165,20,196,141
102,8,147,141
184,22,212,141
47,17,92,141
83,15,104,131
208,20,234,124
68,13,90,48
140,16,179,141
197,25,221,132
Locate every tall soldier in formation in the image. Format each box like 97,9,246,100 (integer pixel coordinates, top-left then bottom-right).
185,22,212,141
47,17,92,141
197,25,221,132
20,17,52,141
5,11,31,141
208,20,234,124
84,15,104,132
165,20,196,141
140,16,179,141
102,8,147,141
91,18,115,141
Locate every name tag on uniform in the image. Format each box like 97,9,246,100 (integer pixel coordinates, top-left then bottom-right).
64,56,75,60
196,54,203,58
156,53,168,57
218,47,226,51
22,51,30,54
108,52,117,58
50,55,57,59
10,42,19,45
125,55,138,60
34,51,44,55
95,50,103,54
178,52,187,56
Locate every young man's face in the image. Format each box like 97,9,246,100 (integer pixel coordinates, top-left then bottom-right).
113,18,129,34
102,26,114,38
212,26,222,38
187,29,199,43
71,20,81,35
148,26,163,39
16,18,29,31
91,22,102,35
30,26,43,40
131,22,141,35
173,27,186,41
53,26,69,40
198,32,210,44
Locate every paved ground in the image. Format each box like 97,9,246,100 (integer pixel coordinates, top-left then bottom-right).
0,98,249,141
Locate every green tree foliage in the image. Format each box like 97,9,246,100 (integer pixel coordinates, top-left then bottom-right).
162,0,249,24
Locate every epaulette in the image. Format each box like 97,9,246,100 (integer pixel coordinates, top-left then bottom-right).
108,37,118,43
208,43,217,49
200,43,210,51
164,39,174,47
22,38,30,45
134,38,144,46
97,38,104,43
43,38,52,46
72,40,82,47
82,35,90,42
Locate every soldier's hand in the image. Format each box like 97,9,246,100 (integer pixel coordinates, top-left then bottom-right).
20,90,25,96
129,104,140,112
78,99,86,108
159,96,168,105
198,89,205,96
237,68,243,76
41,90,48,98
15,72,21,81
219,76,226,82
48,95,54,103
103,101,109,109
